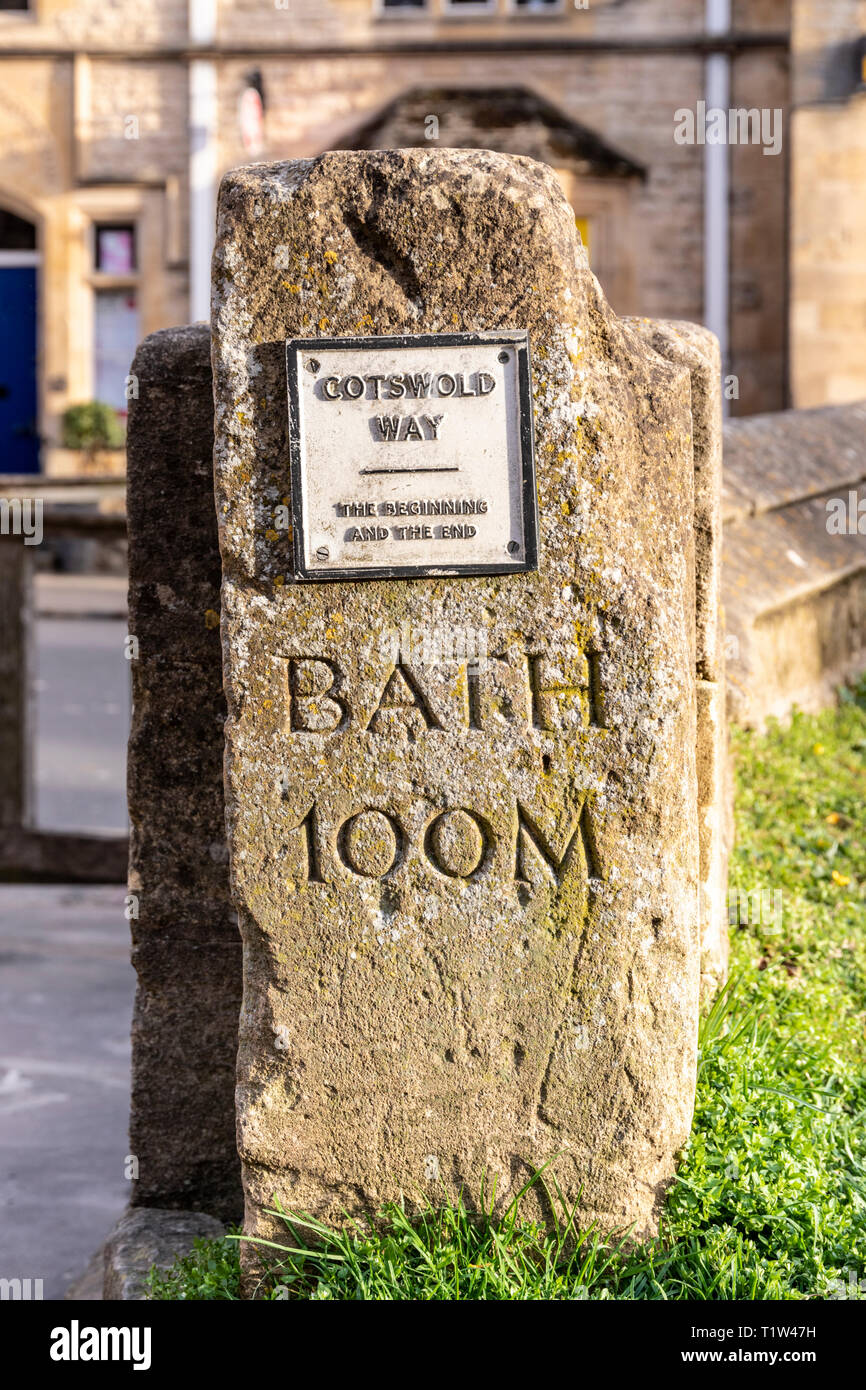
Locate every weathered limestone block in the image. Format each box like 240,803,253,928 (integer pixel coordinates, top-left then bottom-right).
212,149,701,1266
126,324,243,1223
626,318,729,990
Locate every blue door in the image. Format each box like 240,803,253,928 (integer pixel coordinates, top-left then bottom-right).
0,265,39,473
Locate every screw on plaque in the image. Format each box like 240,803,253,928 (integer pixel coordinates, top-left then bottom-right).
498,351,510,363
507,541,520,555
315,545,329,560
307,358,320,373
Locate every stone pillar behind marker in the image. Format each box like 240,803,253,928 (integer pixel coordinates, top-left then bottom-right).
126,325,243,1223
213,150,701,1272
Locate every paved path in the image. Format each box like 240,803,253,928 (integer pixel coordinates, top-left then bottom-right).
0,885,134,1298
0,578,137,1296
33,577,130,834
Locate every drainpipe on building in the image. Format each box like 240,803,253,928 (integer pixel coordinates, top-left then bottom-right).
705,0,731,414
189,0,218,324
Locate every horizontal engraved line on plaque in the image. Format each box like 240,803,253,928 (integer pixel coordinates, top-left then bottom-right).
286,332,539,581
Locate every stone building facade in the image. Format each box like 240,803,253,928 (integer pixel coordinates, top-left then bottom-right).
0,0,863,471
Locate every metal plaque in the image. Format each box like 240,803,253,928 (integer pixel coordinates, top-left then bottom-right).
287,332,538,581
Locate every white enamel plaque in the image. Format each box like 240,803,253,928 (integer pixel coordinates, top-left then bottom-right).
287,332,538,581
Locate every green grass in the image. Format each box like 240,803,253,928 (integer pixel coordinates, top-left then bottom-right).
148,681,866,1300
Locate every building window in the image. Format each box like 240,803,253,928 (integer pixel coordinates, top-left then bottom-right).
442,0,497,13
508,0,565,12
90,222,139,417
94,224,136,275
239,70,266,158
377,0,429,13
94,289,139,416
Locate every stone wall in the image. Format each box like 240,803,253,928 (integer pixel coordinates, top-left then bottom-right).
220,0,707,50
723,400,866,727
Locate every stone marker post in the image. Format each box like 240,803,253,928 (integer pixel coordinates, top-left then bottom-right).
212,149,703,1272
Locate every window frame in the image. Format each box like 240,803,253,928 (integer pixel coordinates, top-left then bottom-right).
91,283,140,418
